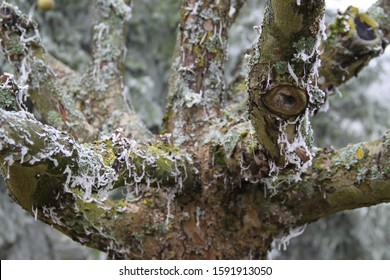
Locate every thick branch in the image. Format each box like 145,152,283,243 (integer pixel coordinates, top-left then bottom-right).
81,0,150,140
0,108,195,258
0,109,195,201
198,117,386,235
275,132,390,225
164,0,231,145
248,0,326,168
217,124,390,238
0,2,94,142
227,2,390,118
319,2,389,93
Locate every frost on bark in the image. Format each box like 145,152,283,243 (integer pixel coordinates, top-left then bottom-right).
1,0,390,259
247,0,326,170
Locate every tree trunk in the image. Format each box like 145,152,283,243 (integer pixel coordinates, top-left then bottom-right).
0,0,389,259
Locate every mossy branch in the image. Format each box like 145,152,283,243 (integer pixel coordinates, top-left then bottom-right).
0,2,94,142
319,1,389,93
248,0,326,169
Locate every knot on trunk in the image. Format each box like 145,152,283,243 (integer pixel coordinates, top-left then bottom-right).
262,85,308,119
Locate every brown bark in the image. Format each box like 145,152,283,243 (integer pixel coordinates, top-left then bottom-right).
1,0,390,259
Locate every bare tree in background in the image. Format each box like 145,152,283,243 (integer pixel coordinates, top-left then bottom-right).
0,0,389,259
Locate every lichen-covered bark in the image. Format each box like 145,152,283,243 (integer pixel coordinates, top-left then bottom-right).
0,108,196,258
1,0,390,260
319,1,389,93
81,0,150,140
164,0,231,146
3,102,390,259
0,2,94,142
276,132,390,224
247,0,326,168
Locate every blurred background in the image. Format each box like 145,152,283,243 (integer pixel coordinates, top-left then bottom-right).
1,0,389,259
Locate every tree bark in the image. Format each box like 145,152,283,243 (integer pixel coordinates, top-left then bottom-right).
247,0,326,168
1,0,390,259
319,1,389,93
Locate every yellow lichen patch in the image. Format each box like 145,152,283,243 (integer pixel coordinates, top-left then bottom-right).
92,140,117,166
348,6,360,16
357,13,378,28
142,198,156,208
348,6,377,28
346,7,378,37
355,147,365,160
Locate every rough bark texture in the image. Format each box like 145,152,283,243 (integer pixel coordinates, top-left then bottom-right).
1,0,390,259
247,0,326,168
319,2,389,93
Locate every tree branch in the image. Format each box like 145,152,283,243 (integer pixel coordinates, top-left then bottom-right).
164,0,231,145
80,0,150,140
248,0,326,169
273,131,390,225
0,2,94,142
319,1,389,93
0,108,196,258
0,109,195,200
226,1,390,119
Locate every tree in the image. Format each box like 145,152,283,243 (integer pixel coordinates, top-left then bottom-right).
0,0,389,259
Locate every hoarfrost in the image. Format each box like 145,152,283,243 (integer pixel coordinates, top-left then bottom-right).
196,206,203,229
278,110,314,174
165,191,175,226
272,224,307,251
287,62,299,85
184,90,203,108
